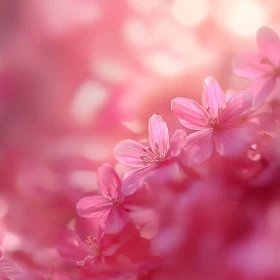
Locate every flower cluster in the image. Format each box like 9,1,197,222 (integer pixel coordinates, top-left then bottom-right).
1,23,280,280
55,26,280,280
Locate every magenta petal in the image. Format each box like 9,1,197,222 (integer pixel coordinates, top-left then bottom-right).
148,114,170,156
114,139,146,167
171,97,207,130
221,92,253,125
97,164,122,199
202,77,225,118
76,196,112,218
214,127,251,157
232,52,272,79
122,166,156,196
101,207,127,234
57,229,88,261
257,26,280,67
246,76,276,111
165,129,187,159
182,129,214,166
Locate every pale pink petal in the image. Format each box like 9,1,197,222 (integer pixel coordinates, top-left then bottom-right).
220,92,253,125
97,164,122,200
121,165,156,196
101,208,127,234
76,196,112,218
225,89,236,102
165,129,187,159
114,139,146,167
202,77,225,118
257,26,280,67
232,52,272,79
171,97,207,130
100,233,122,256
57,229,88,261
152,227,182,255
182,129,214,166
246,76,276,111
214,127,251,156
148,114,169,156
0,258,22,278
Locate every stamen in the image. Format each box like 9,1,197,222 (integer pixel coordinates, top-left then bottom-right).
85,236,100,256
206,107,213,119
140,145,165,165
205,106,223,130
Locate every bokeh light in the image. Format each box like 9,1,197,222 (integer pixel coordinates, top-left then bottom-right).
229,1,267,36
172,0,208,27
71,81,108,124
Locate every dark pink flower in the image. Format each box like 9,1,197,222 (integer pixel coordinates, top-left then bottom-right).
232,26,280,110
114,114,186,195
171,77,253,165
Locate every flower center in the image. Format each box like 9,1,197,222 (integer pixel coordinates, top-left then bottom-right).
111,197,123,207
104,185,124,206
140,145,165,165
85,235,100,256
208,117,220,130
206,107,223,130
77,236,101,268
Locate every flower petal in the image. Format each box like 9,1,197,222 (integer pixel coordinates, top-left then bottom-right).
246,76,276,111
148,114,169,156
220,92,253,125
257,26,280,67
121,166,156,196
57,229,88,261
76,196,112,218
114,139,146,167
101,208,127,234
214,127,251,157
97,164,122,199
165,129,187,159
232,52,272,79
171,97,207,130
0,258,22,278
182,129,214,166
202,77,225,118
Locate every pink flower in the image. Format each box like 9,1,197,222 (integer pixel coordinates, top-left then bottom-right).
171,77,253,166
76,164,146,234
232,26,280,110
57,228,118,271
58,223,152,279
114,114,186,195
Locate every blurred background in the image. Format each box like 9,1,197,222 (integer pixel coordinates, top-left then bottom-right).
0,0,279,271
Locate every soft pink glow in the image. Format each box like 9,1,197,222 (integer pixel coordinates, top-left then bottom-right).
229,1,267,36
1,1,280,279
172,0,208,27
